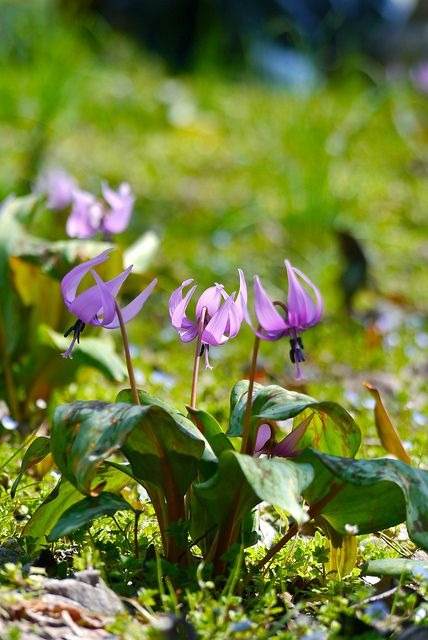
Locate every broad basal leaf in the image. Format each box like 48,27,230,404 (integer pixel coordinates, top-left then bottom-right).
186,407,233,458
299,450,428,551
228,381,361,458
51,400,214,499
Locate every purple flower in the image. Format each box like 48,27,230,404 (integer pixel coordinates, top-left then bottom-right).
101,182,135,235
38,169,77,210
253,260,323,378
66,189,103,239
60,248,157,358
169,270,248,368
66,182,135,239
254,414,313,457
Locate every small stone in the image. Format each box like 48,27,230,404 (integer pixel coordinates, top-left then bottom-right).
43,570,124,615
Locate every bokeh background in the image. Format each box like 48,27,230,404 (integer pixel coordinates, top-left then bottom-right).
0,0,427,458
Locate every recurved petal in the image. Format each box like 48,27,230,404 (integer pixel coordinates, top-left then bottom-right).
168,279,194,318
253,276,288,336
235,268,250,323
225,298,242,339
102,182,135,234
201,295,235,346
171,284,197,329
66,206,96,239
285,261,323,329
104,278,157,328
290,263,323,326
178,318,198,342
61,249,112,306
272,413,313,458
91,270,116,326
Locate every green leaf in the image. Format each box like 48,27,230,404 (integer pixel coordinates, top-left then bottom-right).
363,558,428,579
117,389,218,474
192,451,313,545
186,407,233,458
22,465,132,547
228,381,361,457
22,479,84,548
51,400,213,497
38,325,127,382
300,450,428,551
47,493,133,541
11,436,51,498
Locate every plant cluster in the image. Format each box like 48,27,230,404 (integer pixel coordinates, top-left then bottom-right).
5,191,425,579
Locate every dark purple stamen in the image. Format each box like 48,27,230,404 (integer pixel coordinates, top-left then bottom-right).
62,319,86,358
289,336,305,364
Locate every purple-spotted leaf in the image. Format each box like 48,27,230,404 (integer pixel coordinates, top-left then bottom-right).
297,450,428,551
51,400,215,498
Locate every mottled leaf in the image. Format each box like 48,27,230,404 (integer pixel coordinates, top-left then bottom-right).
51,400,214,499
299,450,428,551
228,381,361,458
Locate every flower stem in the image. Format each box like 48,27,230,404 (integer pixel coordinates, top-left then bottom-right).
240,332,260,455
115,301,140,405
190,307,207,411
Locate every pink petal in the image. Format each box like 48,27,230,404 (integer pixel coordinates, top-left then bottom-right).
285,260,323,330
235,268,250,324
225,298,242,339
168,279,194,318
291,263,323,325
66,190,98,239
253,276,288,336
178,318,199,342
202,295,235,346
91,270,116,325
196,283,225,319
102,182,135,234
272,413,313,458
254,423,272,454
61,249,112,306
104,278,157,329
171,284,197,329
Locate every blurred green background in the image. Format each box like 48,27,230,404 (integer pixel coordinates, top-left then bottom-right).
0,0,426,459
